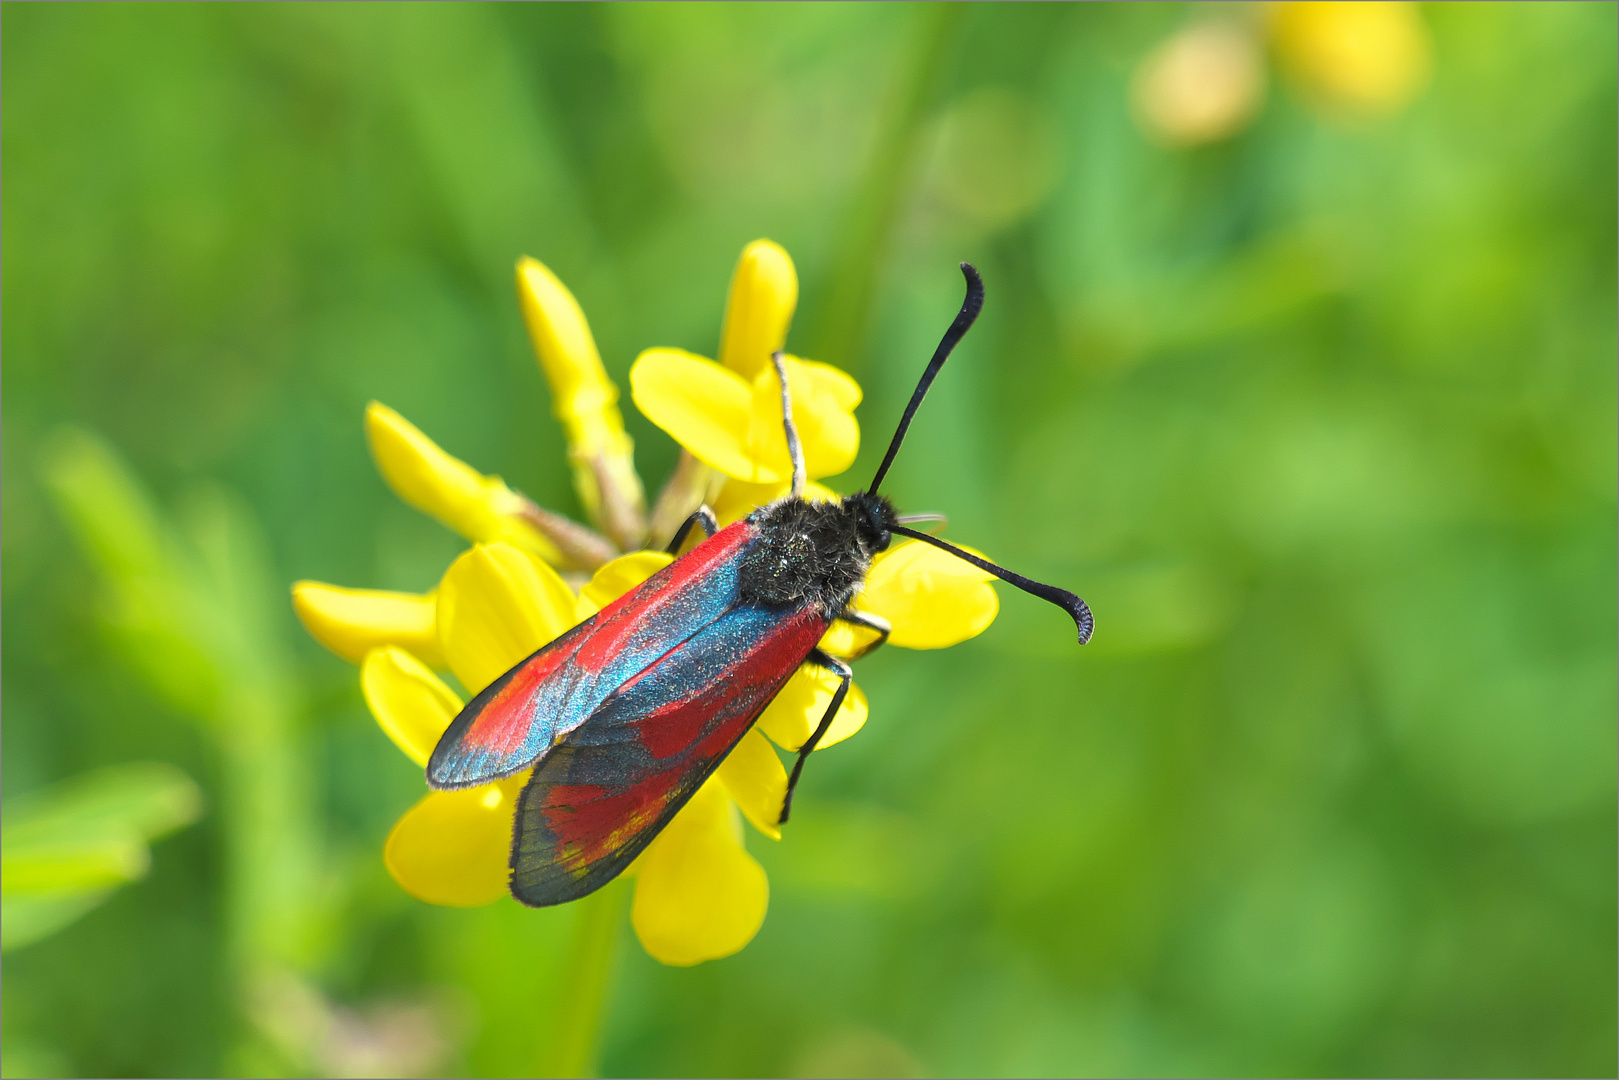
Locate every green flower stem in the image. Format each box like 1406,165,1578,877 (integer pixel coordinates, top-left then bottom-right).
540,878,630,1078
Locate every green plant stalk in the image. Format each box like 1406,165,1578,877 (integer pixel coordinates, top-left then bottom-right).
41,435,325,1075
218,690,319,985
538,878,629,1078
182,488,325,1072
813,2,966,371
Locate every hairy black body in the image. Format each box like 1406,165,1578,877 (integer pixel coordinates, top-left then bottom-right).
738,491,898,615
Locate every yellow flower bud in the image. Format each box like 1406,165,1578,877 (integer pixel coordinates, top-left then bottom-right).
517,257,646,547
719,240,798,381
364,402,563,565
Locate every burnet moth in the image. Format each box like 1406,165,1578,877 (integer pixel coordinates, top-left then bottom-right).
426,263,1093,907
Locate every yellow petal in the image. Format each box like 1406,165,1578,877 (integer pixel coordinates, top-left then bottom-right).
797,359,863,410
710,478,839,527
631,777,768,966
756,664,869,752
716,729,787,841
383,774,526,907
861,540,1000,649
361,646,464,766
817,614,884,659
436,544,579,694
744,357,860,482
365,402,561,563
718,240,798,382
291,581,445,668
574,550,674,620
710,479,781,527
630,349,774,482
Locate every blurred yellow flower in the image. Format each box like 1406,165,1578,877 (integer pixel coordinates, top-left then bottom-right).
1272,1,1431,117
291,239,1004,965
1133,21,1267,147
1131,2,1430,147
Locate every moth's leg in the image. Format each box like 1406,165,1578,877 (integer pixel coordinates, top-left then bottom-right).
770,350,806,498
778,649,851,825
665,505,718,555
834,609,891,661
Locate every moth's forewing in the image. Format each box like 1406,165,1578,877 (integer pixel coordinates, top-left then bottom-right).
426,523,756,789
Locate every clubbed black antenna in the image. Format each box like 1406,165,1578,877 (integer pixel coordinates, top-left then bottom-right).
889,524,1095,644
867,263,984,496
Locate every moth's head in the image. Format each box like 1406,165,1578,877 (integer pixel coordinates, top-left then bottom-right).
842,490,898,554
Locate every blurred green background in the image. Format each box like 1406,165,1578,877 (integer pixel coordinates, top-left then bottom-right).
4,3,1614,1077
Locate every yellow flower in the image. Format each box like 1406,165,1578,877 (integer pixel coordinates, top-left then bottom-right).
1130,2,1428,151
291,239,1007,966
345,530,993,961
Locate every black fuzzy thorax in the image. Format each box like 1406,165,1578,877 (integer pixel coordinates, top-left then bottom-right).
738,494,896,615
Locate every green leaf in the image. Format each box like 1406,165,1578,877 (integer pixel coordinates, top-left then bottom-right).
1,836,148,893
4,762,204,847
0,763,203,950
37,427,170,585
1,891,114,954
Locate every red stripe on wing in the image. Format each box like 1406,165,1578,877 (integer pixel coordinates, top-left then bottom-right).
455,637,580,760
